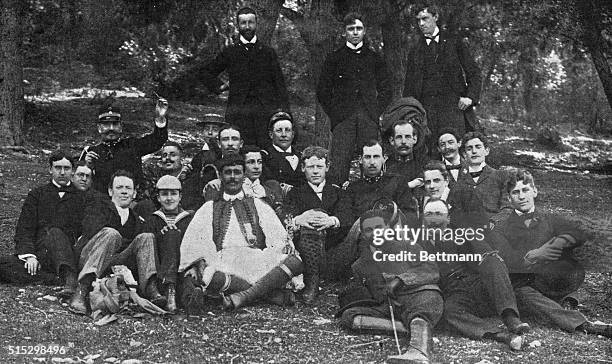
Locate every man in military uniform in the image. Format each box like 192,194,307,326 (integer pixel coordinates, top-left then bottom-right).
79,98,169,195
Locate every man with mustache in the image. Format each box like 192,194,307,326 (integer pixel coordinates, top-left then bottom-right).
385,119,428,186
182,124,244,210
177,7,289,147
437,128,464,188
79,99,168,195
403,4,482,154
141,141,191,211
178,155,303,311
317,12,392,185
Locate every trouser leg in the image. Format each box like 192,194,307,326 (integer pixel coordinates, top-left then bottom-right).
156,229,182,285
514,285,587,332
329,116,357,186
294,228,324,302
78,227,123,282
110,233,157,294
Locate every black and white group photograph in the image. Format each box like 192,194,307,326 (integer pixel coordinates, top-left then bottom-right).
0,0,610,363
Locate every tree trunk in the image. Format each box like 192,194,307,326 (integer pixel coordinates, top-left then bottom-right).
249,0,285,45
577,0,612,111
281,0,340,147
380,1,407,99
0,0,24,146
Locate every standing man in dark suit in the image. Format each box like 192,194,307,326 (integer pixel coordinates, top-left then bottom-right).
285,146,353,303
194,7,289,147
317,12,392,185
403,4,482,154
0,150,85,299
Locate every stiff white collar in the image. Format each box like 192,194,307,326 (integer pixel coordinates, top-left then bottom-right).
346,41,363,50
515,207,535,216
223,191,245,201
240,35,257,44
308,180,326,194
468,162,487,173
273,144,292,154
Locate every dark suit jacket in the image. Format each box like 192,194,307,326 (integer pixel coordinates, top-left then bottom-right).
449,165,511,226
181,145,221,211
13,183,86,255
261,146,305,187
347,175,418,219
403,32,481,130
285,182,353,228
196,41,289,114
317,45,392,130
488,210,587,274
80,196,146,251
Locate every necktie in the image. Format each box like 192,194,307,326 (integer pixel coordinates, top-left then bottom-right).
57,186,71,193
446,164,461,171
469,170,482,179
519,212,535,227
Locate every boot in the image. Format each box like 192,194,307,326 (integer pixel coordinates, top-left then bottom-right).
223,256,303,310
58,269,78,300
207,271,251,296
68,282,91,315
166,283,177,313
502,309,530,334
351,315,408,336
296,229,324,304
581,321,612,338
387,317,433,364
145,279,167,308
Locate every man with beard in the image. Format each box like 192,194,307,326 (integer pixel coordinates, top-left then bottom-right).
0,151,85,299
178,155,303,311
262,111,305,193
437,128,464,188
317,13,392,185
385,119,428,185
488,169,612,338
421,198,528,351
403,4,482,154
179,7,289,146
80,99,168,195
69,170,164,315
71,161,93,192
182,124,244,210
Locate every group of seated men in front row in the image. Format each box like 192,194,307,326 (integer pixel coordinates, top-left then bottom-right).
0,98,610,364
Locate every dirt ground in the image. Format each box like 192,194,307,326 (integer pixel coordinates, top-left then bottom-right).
0,96,610,363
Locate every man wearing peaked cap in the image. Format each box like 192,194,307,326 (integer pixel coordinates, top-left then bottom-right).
79,98,169,197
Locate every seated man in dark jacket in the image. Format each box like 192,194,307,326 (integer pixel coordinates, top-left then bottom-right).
0,150,86,299
69,170,164,315
262,111,305,193
340,209,442,364
144,175,193,313
285,146,353,303
488,168,611,338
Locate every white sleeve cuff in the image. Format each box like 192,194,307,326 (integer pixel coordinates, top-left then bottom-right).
18,254,36,261
155,117,167,128
331,216,340,228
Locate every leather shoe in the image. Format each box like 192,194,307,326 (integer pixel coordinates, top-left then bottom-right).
68,284,89,315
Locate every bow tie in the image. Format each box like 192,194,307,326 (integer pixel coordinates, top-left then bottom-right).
279,151,295,157
519,212,535,220
469,170,483,179
364,175,382,184
57,186,71,193
446,164,461,171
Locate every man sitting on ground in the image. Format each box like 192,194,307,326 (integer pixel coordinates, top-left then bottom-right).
488,168,611,338
285,146,353,303
437,128,464,188
421,198,528,351
71,161,93,192
340,209,443,364
69,170,165,315
143,175,193,313
0,150,86,299
178,155,303,311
